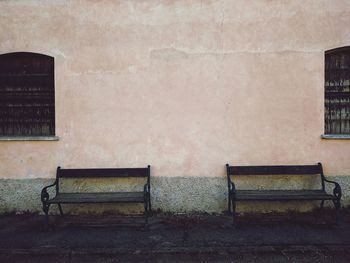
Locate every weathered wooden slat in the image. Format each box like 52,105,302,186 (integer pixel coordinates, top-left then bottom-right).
48,192,144,204
228,165,321,176
235,190,336,200
58,168,149,178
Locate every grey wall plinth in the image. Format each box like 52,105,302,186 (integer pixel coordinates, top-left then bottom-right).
0,176,349,214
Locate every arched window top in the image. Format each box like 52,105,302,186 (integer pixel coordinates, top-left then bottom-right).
0,51,53,58
325,46,350,55
0,52,54,76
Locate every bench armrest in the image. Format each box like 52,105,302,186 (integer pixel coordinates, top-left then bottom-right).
324,178,342,199
144,183,150,194
228,181,236,194
41,180,58,203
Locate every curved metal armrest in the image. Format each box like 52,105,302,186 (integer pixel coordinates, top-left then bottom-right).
324,178,342,199
143,183,151,194
41,180,58,203
229,181,236,193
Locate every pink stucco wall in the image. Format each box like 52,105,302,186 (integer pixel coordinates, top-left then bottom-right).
0,0,350,181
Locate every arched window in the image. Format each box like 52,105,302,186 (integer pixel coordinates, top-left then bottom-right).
325,47,350,134
0,52,55,136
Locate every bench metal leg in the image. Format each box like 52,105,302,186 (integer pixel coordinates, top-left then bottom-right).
228,194,232,214
227,191,237,227
320,200,325,209
58,203,64,216
43,203,50,225
333,199,341,224
144,200,149,226
232,199,237,227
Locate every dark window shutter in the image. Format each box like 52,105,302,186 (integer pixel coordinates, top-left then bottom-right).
0,52,55,136
325,47,350,134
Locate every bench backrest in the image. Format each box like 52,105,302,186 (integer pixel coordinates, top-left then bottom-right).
226,164,322,176
55,166,151,193
57,166,150,179
226,163,325,190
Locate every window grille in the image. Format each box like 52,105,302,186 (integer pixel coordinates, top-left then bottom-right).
325,47,350,134
0,52,55,136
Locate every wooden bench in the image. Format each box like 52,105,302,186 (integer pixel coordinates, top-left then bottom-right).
41,165,151,225
226,162,342,225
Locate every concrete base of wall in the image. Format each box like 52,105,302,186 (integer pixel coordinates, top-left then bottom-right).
0,176,349,215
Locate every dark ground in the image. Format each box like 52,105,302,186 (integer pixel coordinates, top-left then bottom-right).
0,209,350,262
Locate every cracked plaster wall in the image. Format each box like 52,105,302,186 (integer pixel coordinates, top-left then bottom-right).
0,0,350,213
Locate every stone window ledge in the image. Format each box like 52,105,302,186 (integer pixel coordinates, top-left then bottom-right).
0,136,59,141
321,134,350,140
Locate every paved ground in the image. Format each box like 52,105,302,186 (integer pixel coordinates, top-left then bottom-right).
0,210,349,262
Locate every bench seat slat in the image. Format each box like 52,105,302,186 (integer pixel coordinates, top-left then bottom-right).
48,192,145,204
235,190,336,201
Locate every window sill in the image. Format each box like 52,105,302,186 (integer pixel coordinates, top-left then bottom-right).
321,134,350,140
0,136,59,141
